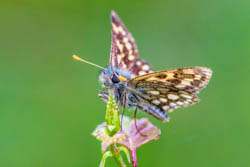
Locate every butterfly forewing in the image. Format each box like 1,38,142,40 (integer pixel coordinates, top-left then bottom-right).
110,11,153,77
129,67,212,94
126,67,212,120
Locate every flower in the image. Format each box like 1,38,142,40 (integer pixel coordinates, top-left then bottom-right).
92,92,161,167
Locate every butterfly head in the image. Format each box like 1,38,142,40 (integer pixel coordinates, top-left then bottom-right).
72,55,130,88
99,67,131,88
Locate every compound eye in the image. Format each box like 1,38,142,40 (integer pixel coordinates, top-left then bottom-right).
111,74,120,83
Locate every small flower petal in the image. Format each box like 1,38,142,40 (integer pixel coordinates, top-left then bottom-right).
117,117,161,150
92,116,161,152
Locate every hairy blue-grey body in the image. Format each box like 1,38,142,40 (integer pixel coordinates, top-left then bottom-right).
98,67,137,108
98,66,168,122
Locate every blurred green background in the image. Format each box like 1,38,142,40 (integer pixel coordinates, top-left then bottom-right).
0,0,249,167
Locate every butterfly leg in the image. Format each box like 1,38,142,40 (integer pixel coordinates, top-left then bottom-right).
98,88,110,103
134,107,147,137
120,92,127,132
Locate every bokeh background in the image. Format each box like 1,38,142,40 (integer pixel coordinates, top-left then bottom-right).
1,0,250,167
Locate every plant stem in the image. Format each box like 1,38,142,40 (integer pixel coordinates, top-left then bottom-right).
110,143,127,167
131,149,138,167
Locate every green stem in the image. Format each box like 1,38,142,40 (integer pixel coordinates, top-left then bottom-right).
110,144,127,167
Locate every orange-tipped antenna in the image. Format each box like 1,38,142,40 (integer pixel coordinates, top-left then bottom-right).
72,54,104,69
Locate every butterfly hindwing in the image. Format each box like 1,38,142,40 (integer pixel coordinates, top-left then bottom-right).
128,77,200,111
130,85,199,121
110,11,153,77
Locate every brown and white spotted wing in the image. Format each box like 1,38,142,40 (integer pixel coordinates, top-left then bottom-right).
130,60,154,78
130,67,212,94
127,67,212,121
110,11,153,77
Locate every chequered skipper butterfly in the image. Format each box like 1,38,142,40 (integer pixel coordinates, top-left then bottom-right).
74,11,212,122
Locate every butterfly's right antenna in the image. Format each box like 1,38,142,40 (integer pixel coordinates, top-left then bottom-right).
72,55,105,70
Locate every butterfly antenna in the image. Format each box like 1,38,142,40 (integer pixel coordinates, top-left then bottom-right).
72,55,105,69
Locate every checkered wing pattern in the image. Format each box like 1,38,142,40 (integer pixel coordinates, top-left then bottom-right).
110,11,153,77
127,67,212,121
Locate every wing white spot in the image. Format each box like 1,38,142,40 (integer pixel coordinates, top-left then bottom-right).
180,94,192,99
170,102,177,107
149,91,160,95
129,49,133,55
128,55,135,61
168,94,179,100
123,37,129,43
116,40,124,51
167,73,175,79
142,64,149,71
175,84,186,88
183,69,195,74
184,78,194,82
136,61,142,66
117,55,122,64
181,80,192,86
112,23,119,34
120,28,126,35
177,101,184,106
200,68,212,76
145,77,158,81
159,98,168,103
152,99,161,105
126,42,132,50
162,105,170,110
139,71,147,75
194,75,202,80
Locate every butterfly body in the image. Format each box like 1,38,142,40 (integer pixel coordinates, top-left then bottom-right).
97,11,212,122
99,67,137,108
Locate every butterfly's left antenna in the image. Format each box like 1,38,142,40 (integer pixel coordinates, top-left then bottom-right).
72,55,105,70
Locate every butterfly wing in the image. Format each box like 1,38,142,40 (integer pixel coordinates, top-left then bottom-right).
127,67,212,121
110,11,153,77
129,67,212,94
99,11,154,104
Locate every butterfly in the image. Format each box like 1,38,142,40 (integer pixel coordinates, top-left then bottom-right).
74,11,212,122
